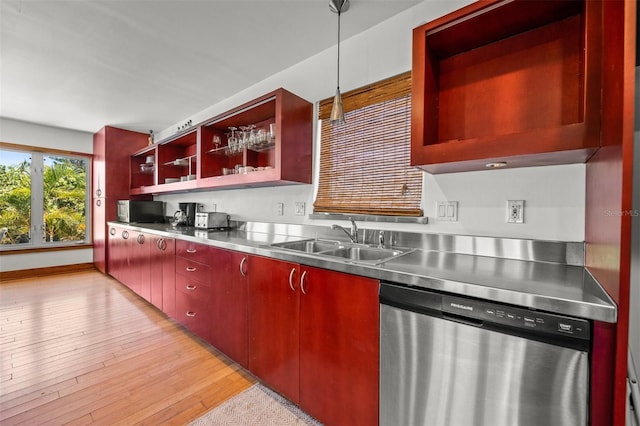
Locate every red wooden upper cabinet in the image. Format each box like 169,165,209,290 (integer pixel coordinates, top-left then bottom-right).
410,0,603,174
198,88,313,189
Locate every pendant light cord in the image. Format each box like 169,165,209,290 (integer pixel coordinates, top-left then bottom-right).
337,9,341,90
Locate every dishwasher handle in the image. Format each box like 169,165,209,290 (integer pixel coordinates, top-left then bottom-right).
379,282,442,315
442,311,483,327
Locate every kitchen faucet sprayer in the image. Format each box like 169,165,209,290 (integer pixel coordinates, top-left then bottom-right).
331,217,358,243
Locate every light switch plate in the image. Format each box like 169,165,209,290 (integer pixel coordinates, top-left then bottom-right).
436,201,458,222
295,202,305,216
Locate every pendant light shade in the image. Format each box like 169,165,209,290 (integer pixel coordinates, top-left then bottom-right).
329,0,349,125
329,87,345,125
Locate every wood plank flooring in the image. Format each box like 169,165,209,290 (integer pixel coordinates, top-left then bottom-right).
0,270,256,425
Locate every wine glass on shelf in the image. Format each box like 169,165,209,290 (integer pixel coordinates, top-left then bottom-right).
213,135,221,151
247,124,257,148
227,127,238,155
238,126,250,150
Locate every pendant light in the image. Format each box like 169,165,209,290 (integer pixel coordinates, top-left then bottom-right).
329,0,349,125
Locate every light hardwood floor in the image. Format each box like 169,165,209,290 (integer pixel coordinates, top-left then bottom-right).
0,270,256,425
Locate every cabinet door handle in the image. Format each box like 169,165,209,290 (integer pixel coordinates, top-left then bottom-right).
186,267,197,272
95,188,102,197
186,285,196,291
186,248,197,253
95,199,102,207
109,228,116,235
239,257,247,277
186,311,196,318
300,270,308,295
122,230,129,239
288,268,296,292
157,238,166,251
137,234,145,244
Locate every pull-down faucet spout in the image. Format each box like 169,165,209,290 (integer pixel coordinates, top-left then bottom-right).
331,217,358,243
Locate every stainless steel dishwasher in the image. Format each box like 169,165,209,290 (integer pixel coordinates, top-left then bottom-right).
379,281,591,426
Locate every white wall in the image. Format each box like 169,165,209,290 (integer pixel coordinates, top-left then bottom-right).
156,0,586,242
0,117,94,272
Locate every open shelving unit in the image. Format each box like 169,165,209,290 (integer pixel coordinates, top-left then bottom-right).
410,0,603,173
130,88,312,194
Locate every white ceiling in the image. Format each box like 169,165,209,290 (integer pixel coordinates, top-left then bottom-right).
1,0,421,135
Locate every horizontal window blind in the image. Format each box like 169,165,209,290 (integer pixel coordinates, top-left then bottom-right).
314,72,423,217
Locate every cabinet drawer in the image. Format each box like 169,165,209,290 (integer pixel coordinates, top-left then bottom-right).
175,291,210,342
176,240,212,264
175,273,211,300
175,256,211,285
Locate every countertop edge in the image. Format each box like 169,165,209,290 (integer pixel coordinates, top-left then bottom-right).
108,222,618,323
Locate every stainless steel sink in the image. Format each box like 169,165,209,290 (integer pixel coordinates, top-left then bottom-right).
320,246,409,263
271,239,341,253
271,239,413,265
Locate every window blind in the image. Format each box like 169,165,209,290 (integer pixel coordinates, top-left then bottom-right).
314,72,423,217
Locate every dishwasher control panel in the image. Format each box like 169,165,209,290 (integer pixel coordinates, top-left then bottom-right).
442,294,591,340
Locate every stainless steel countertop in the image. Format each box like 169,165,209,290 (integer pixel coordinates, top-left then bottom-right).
111,222,617,323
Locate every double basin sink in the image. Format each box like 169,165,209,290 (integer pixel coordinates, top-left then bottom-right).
270,238,414,265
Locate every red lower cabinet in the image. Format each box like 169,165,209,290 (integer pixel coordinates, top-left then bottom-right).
175,290,210,341
148,235,175,316
175,240,212,342
298,266,379,426
247,255,380,426
106,233,379,426
248,255,301,403
209,249,249,367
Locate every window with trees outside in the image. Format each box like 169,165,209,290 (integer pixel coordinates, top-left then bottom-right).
0,144,91,248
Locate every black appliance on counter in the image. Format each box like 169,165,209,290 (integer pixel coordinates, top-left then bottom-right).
172,202,197,227
117,200,164,223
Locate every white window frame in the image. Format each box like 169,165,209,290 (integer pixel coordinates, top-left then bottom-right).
0,146,92,249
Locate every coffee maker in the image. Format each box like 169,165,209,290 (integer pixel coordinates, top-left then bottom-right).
173,202,197,227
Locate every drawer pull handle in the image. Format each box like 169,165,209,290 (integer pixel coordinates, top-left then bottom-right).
186,311,196,318
186,267,197,272
300,270,308,295
288,268,296,292
186,285,196,291
186,249,197,253
239,257,247,277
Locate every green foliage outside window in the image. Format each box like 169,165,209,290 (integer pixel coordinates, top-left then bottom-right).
0,155,87,245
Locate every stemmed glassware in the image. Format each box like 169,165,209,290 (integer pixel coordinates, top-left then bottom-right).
226,127,238,155
221,123,274,154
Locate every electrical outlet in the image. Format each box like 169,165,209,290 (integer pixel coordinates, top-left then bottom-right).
436,201,458,221
507,200,524,223
276,202,284,216
295,202,305,216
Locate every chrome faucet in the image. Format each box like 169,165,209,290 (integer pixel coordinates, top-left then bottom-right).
331,217,358,243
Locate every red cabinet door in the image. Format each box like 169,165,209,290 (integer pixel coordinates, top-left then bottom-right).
130,232,151,301
248,255,300,403
161,237,176,317
149,235,175,313
209,249,249,367
108,226,129,283
299,266,380,426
